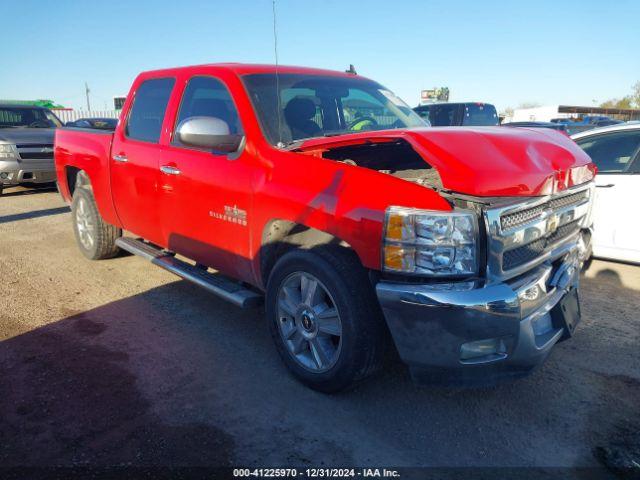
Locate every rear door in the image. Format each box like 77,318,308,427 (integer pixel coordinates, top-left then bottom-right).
576,128,640,262
110,77,175,245
158,75,255,280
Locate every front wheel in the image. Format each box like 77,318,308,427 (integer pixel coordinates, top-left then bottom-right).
71,187,121,260
266,248,387,393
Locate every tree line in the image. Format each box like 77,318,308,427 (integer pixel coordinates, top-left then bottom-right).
599,81,640,109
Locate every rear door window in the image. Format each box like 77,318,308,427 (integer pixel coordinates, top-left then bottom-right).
125,78,175,143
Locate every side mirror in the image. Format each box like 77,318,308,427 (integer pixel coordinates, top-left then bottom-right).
176,116,243,153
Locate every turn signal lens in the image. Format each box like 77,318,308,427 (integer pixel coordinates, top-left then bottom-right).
383,245,416,272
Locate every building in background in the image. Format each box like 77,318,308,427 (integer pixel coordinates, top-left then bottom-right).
113,96,126,111
0,99,66,109
508,105,640,123
419,87,450,106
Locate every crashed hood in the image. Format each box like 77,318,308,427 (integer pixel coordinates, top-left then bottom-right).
295,127,595,197
0,128,56,145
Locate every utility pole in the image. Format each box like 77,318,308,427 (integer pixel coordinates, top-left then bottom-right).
85,82,91,111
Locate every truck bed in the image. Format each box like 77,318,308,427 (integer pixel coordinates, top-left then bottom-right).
54,127,120,226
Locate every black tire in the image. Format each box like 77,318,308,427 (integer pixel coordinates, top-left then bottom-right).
71,186,121,260
266,247,388,393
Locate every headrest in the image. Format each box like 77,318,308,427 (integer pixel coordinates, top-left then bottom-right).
190,98,231,119
284,97,316,122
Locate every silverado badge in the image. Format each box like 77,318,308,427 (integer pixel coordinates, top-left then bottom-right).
209,205,247,226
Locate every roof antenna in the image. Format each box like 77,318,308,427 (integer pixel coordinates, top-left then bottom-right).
272,0,284,148
345,64,357,75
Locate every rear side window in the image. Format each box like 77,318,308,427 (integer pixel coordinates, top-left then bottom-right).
576,130,640,173
429,104,461,126
126,78,175,143
175,76,242,138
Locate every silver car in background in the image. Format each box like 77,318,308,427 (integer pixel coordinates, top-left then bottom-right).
0,104,62,195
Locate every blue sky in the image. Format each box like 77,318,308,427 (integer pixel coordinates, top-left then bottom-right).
3,0,639,112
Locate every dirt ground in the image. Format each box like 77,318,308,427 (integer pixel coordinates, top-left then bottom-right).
1,186,639,477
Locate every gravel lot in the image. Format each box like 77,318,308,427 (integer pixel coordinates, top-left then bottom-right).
1,186,639,476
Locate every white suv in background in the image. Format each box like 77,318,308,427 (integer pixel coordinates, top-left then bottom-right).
573,123,640,264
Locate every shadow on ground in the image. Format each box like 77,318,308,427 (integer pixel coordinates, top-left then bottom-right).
0,185,58,198
0,269,638,473
0,206,69,224
0,296,234,467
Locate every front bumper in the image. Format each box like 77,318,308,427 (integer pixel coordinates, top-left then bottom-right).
376,248,582,386
0,159,56,186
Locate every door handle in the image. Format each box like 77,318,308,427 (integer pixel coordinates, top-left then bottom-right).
596,184,615,188
113,154,128,163
160,165,181,176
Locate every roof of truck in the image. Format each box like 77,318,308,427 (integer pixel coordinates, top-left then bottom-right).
139,63,368,79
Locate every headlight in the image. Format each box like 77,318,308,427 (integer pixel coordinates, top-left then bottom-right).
383,206,479,277
0,143,17,159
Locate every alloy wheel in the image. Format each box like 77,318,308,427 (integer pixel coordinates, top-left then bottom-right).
75,197,95,250
276,272,343,372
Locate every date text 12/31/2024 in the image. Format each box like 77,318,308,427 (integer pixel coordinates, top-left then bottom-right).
233,468,401,478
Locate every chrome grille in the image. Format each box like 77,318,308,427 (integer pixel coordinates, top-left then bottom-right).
500,189,588,231
16,144,54,160
500,205,544,230
503,220,581,271
547,219,581,245
484,183,594,281
548,190,588,211
503,238,546,271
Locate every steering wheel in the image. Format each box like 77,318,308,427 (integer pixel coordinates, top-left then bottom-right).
348,116,379,131
29,120,51,128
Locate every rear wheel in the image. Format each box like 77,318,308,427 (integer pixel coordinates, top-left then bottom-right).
71,186,121,260
266,248,387,393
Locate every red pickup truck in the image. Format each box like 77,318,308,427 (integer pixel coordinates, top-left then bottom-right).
55,64,596,392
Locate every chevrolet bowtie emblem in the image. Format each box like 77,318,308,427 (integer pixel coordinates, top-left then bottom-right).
41,147,53,153
546,213,559,234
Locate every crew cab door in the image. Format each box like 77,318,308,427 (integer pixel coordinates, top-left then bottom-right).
158,75,255,280
576,128,640,263
110,77,175,245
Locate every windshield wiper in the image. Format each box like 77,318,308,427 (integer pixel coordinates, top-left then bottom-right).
277,130,361,150
277,136,323,149
321,132,347,137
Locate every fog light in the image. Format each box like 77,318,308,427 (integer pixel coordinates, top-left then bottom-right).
531,313,553,336
519,284,540,302
0,172,8,179
460,337,507,361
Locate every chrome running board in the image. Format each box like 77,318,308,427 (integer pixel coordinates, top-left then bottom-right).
115,237,263,308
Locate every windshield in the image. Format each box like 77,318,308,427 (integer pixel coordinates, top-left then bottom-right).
0,107,62,128
242,73,426,145
462,103,498,126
